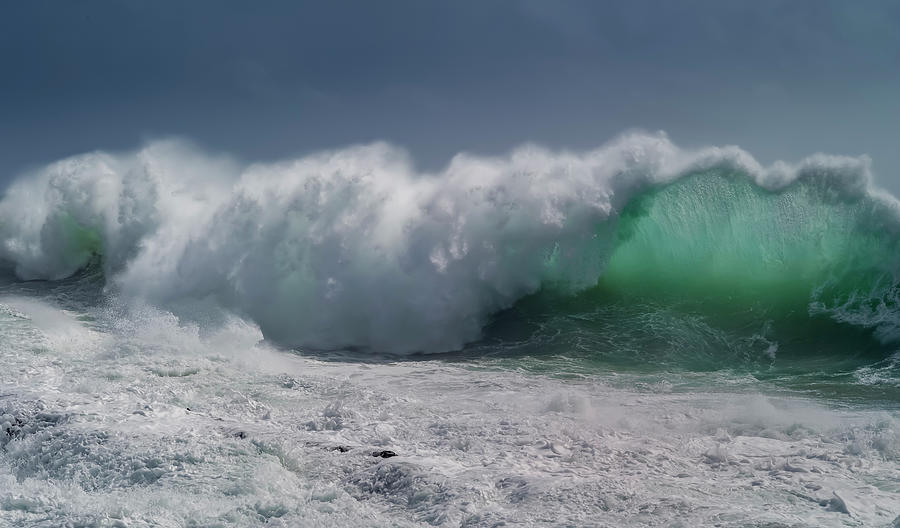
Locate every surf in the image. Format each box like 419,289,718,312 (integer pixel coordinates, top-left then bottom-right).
1,132,898,362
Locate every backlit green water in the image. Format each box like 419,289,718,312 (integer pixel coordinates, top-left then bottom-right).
466,172,900,402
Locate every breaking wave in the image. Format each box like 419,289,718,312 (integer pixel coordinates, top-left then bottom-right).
2,132,899,355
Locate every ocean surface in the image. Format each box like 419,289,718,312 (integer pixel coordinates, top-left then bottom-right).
0,133,898,526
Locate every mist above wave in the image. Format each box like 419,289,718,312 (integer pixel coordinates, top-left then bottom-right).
0,132,893,353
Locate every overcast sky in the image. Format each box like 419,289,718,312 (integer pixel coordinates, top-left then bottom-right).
2,1,900,189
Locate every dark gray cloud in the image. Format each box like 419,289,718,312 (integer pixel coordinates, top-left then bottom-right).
2,1,900,188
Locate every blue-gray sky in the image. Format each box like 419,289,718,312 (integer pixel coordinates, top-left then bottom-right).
2,1,900,188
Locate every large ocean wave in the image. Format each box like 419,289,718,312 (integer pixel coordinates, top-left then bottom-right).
2,133,899,355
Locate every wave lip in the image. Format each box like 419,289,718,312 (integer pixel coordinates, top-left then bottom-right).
0,133,896,353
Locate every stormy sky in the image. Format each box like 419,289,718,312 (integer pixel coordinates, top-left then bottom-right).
2,1,900,189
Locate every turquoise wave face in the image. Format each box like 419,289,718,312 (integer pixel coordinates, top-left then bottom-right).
472,171,900,398
602,170,899,308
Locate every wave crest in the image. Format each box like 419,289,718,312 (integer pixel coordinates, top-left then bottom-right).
0,133,894,353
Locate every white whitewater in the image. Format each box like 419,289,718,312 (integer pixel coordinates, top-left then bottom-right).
0,295,898,527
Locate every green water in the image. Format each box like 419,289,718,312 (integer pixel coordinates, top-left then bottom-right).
467,172,900,402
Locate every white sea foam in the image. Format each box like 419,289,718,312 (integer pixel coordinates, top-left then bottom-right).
0,297,897,527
